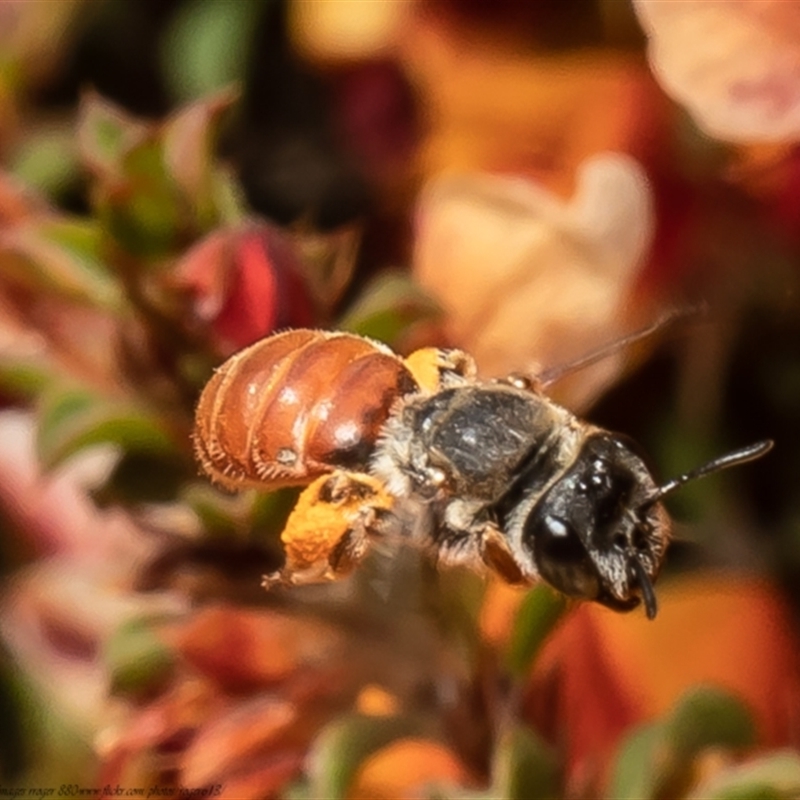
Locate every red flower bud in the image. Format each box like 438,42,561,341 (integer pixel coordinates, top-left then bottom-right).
174,223,315,355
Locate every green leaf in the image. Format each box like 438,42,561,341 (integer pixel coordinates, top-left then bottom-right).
161,88,238,228
98,137,186,258
9,125,79,199
606,723,666,800
339,270,443,348
92,451,194,507
178,482,248,537
209,165,248,225
80,90,238,255
77,92,148,178
606,688,758,800
665,686,756,762
162,0,262,101
36,386,177,471
178,482,296,540
81,90,236,256
0,357,56,400
0,217,123,310
506,584,567,677
249,486,301,542
282,781,312,800
707,786,781,800
492,725,560,800
105,616,175,698
0,658,95,788
307,714,426,800
686,752,800,800
0,652,30,779
433,568,490,665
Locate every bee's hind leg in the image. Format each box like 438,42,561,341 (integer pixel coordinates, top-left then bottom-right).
327,504,394,574
262,471,396,589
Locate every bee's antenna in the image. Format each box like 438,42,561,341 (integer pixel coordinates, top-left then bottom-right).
643,439,774,506
538,304,707,388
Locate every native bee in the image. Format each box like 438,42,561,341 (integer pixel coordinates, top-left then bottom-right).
193,328,772,619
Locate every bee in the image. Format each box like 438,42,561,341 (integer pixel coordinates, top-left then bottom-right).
193,328,772,619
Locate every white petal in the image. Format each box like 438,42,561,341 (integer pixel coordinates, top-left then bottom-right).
636,0,800,143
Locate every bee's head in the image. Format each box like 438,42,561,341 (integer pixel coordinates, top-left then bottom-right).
523,434,772,619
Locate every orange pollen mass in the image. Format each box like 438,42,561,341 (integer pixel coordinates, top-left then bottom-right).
281,472,395,569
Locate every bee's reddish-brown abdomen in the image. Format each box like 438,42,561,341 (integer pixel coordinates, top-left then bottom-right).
193,329,419,490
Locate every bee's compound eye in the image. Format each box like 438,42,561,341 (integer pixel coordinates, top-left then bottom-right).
537,515,585,563
528,512,600,600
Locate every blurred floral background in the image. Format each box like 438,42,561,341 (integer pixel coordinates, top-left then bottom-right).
2,0,800,798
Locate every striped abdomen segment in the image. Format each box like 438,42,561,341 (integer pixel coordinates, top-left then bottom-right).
193,329,419,490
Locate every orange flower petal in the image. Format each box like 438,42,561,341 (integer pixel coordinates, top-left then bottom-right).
523,572,800,784
166,604,345,692
348,737,474,800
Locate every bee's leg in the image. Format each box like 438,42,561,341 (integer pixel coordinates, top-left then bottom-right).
426,499,486,570
262,471,395,589
403,347,477,393
262,507,381,588
429,512,527,586
429,527,483,573
262,560,333,588
327,504,393,574
478,524,527,585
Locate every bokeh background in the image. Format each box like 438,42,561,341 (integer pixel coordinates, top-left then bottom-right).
2,1,800,797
